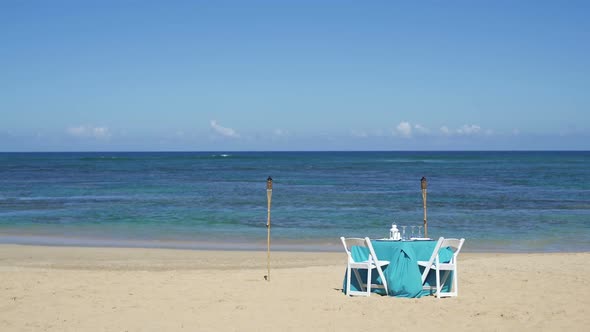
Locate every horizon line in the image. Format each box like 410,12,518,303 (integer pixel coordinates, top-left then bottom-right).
1,149,589,153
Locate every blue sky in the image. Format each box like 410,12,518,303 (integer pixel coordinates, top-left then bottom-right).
1,0,588,151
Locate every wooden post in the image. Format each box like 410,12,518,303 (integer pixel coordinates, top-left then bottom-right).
421,177,428,238
266,177,273,282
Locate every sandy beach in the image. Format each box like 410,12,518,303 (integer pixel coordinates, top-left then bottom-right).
0,244,588,332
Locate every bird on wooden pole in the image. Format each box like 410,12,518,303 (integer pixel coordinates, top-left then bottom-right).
265,176,273,281
421,177,428,238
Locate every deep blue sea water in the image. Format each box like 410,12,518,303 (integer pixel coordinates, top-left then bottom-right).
0,151,588,252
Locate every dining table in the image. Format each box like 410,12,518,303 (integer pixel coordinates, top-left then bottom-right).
343,238,454,298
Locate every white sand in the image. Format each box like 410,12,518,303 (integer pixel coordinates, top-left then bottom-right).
1,244,588,331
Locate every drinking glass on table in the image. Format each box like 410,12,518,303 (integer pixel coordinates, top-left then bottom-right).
401,226,407,240
410,226,416,239
417,225,423,238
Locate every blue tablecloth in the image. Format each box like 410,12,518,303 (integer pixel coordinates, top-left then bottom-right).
343,239,454,298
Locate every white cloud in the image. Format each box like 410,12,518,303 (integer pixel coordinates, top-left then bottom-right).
354,122,491,140
93,127,110,138
440,126,451,135
439,124,489,136
373,129,386,137
210,120,239,138
414,124,430,134
395,121,413,138
273,128,290,136
351,130,368,138
456,124,481,135
392,121,430,138
67,126,111,139
67,126,85,136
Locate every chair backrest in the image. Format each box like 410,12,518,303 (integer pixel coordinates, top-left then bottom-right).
340,237,378,264
424,237,445,269
439,238,465,264
421,237,465,283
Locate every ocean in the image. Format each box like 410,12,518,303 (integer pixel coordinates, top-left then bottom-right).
0,151,588,252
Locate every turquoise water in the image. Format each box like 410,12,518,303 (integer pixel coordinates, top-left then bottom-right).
0,151,588,252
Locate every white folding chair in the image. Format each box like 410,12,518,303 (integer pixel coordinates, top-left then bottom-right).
340,237,389,296
417,237,465,298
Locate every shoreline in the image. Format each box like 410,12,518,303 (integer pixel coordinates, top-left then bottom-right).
1,235,588,254
1,244,589,331
1,244,589,269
